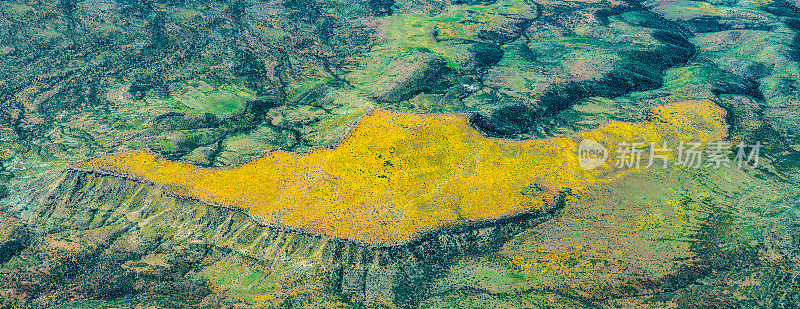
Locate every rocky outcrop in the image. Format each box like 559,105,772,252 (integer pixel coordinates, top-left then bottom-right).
32,169,565,308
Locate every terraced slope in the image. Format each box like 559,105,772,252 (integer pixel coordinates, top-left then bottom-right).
77,100,726,244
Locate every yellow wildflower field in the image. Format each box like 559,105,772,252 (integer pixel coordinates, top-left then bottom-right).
77,100,727,244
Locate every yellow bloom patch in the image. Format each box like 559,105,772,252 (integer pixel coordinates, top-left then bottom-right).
76,100,727,244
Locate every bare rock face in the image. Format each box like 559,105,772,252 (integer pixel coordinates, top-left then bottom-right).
18,170,562,308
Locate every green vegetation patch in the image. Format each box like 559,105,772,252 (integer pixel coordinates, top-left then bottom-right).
174,81,254,117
